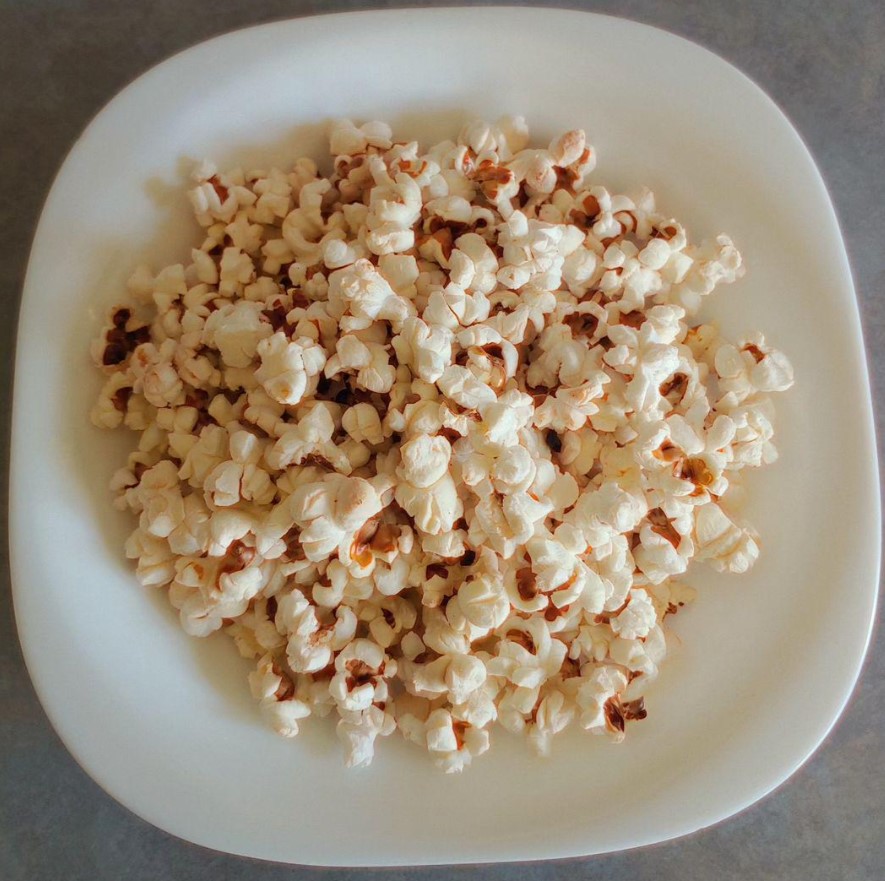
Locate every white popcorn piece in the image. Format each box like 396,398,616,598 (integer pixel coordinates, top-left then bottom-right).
337,704,396,768
202,300,272,369
423,282,491,331
249,654,311,737
392,317,454,384
266,403,351,473
693,503,759,573
328,258,416,330
423,708,490,773
577,666,630,739
324,334,395,393
610,589,657,640
341,402,385,445
255,333,327,405
395,471,463,536
203,429,275,508
447,553,510,632
329,639,396,713
289,473,384,562
124,528,175,587
714,333,795,401
397,434,452,488
406,652,488,706
436,365,496,410
127,340,185,409
610,625,667,685
188,162,255,226
422,606,471,655
169,551,265,638
127,460,185,537
458,115,529,159
280,591,357,673
365,595,417,648
167,494,212,556
91,372,134,429
527,688,576,757
488,617,568,691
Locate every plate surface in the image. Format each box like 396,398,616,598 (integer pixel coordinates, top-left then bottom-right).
11,7,880,867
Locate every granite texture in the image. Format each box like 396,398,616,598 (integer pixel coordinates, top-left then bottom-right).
1,1,883,879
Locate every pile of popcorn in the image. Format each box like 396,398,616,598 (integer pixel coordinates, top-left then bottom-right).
91,117,793,771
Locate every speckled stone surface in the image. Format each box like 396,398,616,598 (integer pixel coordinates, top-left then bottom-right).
1,2,882,879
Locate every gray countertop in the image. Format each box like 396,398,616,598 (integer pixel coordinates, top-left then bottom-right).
1,2,883,879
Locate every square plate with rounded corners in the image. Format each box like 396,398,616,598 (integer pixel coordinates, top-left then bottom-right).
11,7,880,867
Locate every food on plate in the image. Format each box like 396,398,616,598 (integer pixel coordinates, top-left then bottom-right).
91,116,793,771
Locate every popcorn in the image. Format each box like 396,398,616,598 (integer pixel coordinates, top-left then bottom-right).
329,639,396,713
448,566,510,632
167,495,212,556
280,591,358,673
405,651,488,706
124,528,175,587
391,317,454,383
337,704,396,768
395,471,463,536
397,434,452,488
693,503,759,573
266,403,351,473
423,283,491,331
424,708,490,773
169,548,265,637
187,162,255,226
289,473,384,562
527,688,576,757
610,589,657,640
327,258,416,331
437,365,497,409
255,333,327,405
330,118,393,156
341,402,384,445
364,595,417,648
449,233,499,294
93,116,792,771
248,655,312,737
489,617,568,690
129,340,185,408
324,334,396,393
714,333,795,400
576,666,630,739
202,300,272,368
203,429,275,507
91,372,134,429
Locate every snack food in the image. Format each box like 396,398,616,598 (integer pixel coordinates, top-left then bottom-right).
91,117,793,771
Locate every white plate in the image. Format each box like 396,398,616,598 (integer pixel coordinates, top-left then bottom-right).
11,7,880,867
